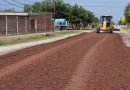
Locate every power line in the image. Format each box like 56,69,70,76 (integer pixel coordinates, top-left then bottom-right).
2,0,38,8
0,3,10,6
24,0,33,3
85,1,130,3
11,0,39,5
11,0,26,5
84,5,126,8
3,0,23,8
24,0,39,3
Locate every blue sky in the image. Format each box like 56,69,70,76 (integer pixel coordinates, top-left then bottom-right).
0,0,130,23
64,0,129,23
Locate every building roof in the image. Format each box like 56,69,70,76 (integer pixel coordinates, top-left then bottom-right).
0,12,29,16
0,12,52,16
29,12,52,15
101,15,113,17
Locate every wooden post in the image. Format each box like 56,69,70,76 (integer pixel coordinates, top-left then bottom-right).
45,14,47,32
35,19,37,32
25,17,27,33
16,16,19,34
53,0,56,32
51,13,53,31
5,16,8,35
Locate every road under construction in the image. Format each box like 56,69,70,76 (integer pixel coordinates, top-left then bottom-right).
0,32,130,89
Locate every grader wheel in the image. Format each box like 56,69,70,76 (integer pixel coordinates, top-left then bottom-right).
110,30,113,33
110,27,114,33
96,27,100,33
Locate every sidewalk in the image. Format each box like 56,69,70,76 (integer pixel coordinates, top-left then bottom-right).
0,32,86,55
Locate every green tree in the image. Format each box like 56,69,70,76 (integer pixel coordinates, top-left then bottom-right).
124,3,130,24
70,4,81,29
119,17,126,25
24,0,97,29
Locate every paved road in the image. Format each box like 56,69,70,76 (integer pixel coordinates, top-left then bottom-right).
0,32,130,90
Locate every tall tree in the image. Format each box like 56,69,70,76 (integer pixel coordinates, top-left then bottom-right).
119,17,126,25
124,3,130,24
24,0,98,29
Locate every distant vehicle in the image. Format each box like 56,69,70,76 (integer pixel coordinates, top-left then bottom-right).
96,15,114,33
54,19,69,30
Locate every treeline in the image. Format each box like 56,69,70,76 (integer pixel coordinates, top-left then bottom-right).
124,3,130,25
24,0,99,29
0,8,15,12
119,3,130,26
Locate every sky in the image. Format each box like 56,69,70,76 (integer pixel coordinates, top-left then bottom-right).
64,0,129,23
0,0,130,23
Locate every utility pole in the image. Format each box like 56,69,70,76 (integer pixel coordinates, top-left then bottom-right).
53,0,56,32
45,0,47,32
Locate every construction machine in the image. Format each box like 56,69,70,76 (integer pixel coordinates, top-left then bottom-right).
96,15,114,33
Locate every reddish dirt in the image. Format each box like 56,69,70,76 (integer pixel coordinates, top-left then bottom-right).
0,32,130,90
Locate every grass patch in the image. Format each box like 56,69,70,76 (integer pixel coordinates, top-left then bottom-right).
0,30,84,46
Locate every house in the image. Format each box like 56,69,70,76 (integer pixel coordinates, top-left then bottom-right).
0,12,53,35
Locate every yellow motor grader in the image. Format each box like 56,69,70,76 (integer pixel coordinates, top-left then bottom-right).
96,15,114,33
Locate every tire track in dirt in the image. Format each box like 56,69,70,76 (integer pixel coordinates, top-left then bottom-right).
0,33,129,90
84,34,130,90
65,33,130,90
0,33,88,70
0,33,105,90
0,33,94,79
64,35,109,90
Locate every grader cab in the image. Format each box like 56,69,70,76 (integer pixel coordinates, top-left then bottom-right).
96,15,114,33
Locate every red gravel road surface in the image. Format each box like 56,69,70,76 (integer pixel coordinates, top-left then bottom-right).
0,32,130,90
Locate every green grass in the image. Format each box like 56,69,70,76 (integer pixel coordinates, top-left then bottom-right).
0,30,84,46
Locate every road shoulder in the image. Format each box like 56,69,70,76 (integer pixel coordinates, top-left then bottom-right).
0,30,93,55
119,29,130,47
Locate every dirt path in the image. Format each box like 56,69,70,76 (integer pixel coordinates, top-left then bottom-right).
0,32,130,90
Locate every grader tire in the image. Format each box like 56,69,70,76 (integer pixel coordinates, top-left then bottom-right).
110,30,113,33
110,27,114,33
96,27,100,33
